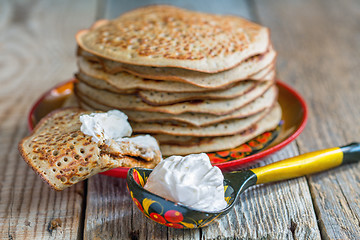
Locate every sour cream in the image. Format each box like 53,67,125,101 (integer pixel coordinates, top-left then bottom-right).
116,135,161,160
79,110,132,143
144,153,227,212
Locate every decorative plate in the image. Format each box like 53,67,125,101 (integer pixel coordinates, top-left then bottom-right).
28,80,307,178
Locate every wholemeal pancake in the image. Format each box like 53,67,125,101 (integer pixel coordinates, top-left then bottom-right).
138,81,257,105
75,73,135,94
78,46,276,87
76,5,270,73
131,107,269,137
62,94,80,108
78,94,274,127
140,79,274,106
76,69,240,93
159,103,282,155
18,108,161,191
152,134,199,145
76,71,260,103
138,78,274,106
78,56,274,89
75,80,276,115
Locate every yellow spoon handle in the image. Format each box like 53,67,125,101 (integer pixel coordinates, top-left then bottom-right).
252,147,344,184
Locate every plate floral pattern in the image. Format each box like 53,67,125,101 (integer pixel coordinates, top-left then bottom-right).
127,168,235,229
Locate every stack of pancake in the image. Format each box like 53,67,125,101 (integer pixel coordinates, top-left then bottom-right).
74,5,282,156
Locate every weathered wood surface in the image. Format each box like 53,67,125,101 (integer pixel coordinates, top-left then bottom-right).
1,0,359,239
0,0,96,239
256,0,360,239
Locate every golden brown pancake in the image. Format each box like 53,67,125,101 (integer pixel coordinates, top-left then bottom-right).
74,81,276,115
78,94,274,127
76,5,270,73
77,46,276,87
159,103,282,156
77,55,275,89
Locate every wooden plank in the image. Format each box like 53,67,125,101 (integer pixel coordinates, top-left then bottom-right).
84,175,184,240
0,0,96,239
255,0,360,238
84,175,132,239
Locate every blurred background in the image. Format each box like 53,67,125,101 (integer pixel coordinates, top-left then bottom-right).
99,0,253,19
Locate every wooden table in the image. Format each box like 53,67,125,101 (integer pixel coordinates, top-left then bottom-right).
1,0,359,239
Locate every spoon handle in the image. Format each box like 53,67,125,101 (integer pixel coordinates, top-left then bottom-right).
251,142,360,184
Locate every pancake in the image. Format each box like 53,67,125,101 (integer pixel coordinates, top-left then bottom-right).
152,134,198,145
76,5,270,73
74,80,276,115
75,73,135,94
78,94,274,127
78,56,274,89
137,81,257,105
18,108,161,190
76,71,263,103
131,107,269,137
159,103,282,155
76,68,240,93
78,46,276,87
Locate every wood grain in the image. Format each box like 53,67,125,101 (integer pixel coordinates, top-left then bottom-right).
84,175,190,240
1,0,359,239
0,0,96,239
255,0,360,239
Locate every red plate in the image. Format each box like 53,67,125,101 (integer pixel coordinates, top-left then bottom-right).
28,80,307,178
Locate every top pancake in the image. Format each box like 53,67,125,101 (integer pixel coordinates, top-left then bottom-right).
76,5,270,73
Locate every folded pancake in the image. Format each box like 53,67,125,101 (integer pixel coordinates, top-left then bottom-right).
74,81,276,115
76,5,270,73
159,103,282,156
18,108,161,191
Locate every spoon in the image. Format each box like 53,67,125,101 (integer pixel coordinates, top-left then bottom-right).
126,142,360,229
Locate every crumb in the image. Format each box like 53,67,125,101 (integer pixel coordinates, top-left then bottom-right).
48,218,62,234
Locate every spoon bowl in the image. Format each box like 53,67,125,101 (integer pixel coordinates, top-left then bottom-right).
127,143,360,229
127,168,243,228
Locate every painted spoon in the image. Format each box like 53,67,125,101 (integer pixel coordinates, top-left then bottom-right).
126,143,360,229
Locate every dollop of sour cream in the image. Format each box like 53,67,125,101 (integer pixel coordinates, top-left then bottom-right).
116,135,161,160
79,110,132,143
144,153,227,212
